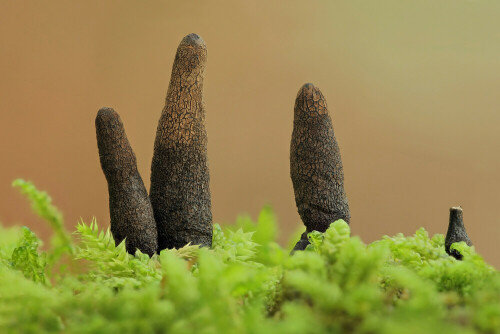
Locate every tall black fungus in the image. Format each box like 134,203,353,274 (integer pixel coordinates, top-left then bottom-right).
150,33,213,250
96,107,158,256
445,206,473,260
290,83,350,251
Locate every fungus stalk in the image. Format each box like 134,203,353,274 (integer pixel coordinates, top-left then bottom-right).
290,83,350,251
150,33,212,250
96,107,158,256
445,206,472,260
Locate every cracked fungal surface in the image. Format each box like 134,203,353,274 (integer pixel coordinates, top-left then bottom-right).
150,33,212,250
96,107,158,256
290,83,350,251
445,206,473,260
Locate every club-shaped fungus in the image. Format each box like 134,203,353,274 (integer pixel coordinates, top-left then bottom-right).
445,206,473,260
96,107,158,256
290,83,350,251
150,33,213,250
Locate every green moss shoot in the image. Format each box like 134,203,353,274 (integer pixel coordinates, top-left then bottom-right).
1,180,499,333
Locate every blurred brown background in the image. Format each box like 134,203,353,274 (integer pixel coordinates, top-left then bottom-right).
1,1,499,267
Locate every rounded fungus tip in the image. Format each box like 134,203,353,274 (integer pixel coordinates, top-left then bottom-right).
295,83,328,117
301,82,315,90
170,33,207,77
96,108,121,130
97,107,116,116
180,33,206,48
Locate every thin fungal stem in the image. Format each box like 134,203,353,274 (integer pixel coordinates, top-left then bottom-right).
96,107,158,256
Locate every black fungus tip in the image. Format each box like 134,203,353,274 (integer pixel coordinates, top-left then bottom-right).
445,206,473,260
97,107,116,116
295,83,328,118
297,83,318,98
96,107,121,130
301,82,315,89
180,33,206,48
291,230,310,253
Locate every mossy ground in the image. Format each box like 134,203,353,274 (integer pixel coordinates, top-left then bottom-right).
1,180,499,333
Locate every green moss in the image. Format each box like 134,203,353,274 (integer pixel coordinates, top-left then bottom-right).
1,180,499,333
